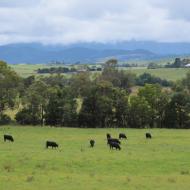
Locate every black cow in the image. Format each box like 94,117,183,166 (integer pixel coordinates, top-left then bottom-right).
107,138,121,145
46,141,59,149
119,133,127,139
90,139,95,147
146,133,152,139
108,142,121,150
4,135,14,142
106,133,111,139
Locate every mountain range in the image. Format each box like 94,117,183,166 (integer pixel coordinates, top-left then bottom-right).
0,41,190,64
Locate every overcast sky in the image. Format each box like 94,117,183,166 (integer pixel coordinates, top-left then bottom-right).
0,0,190,45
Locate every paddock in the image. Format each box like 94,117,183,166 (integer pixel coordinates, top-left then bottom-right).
0,126,190,190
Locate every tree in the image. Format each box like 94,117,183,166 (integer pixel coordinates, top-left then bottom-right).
138,84,169,127
136,73,172,87
112,88,129,128
147,62,160,69
0,61,21,122
128,96,153,128
173,58,182,68
182,71,190,92
23,75,35,88
41,74,68,88
78,82,115,128
21,80,53,126
165,58,185,68
101,59,119,83
164,92,190,128
100,59,135,91
69,72,92,97
15,108,40,125
45,87,78,127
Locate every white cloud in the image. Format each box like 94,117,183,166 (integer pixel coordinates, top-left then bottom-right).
0,0,190,44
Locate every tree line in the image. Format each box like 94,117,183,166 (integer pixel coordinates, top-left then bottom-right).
37,66,102,74
1,59,190,128
37,67,77,74
147,58,190,69
165,58,190,68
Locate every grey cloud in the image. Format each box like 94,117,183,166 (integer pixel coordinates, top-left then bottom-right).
0,0,40,7
0,0,190,44
149,0,190,20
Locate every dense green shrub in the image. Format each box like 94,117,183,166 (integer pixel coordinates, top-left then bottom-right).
15,108,40,125
0,114,11,125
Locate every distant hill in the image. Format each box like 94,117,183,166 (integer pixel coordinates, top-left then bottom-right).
0,41,190,64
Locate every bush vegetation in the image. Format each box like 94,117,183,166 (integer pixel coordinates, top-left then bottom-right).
1,59,190,128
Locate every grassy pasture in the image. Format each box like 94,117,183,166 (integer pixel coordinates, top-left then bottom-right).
123,67,189,81
10,64,190,81
10,64,47,77
10,64,73,78
0,126,189,190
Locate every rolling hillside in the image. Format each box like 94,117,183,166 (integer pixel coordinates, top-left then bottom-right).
0,41,187,64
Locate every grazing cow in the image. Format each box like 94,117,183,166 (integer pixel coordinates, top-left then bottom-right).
46,141,59,149
108,142,121,150
106,133,111,139
119,133,127,139
107,138,121,145
146,133,152,139
90,139,95,147
4,135,14,142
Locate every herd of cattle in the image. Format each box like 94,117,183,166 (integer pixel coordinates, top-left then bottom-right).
3,132,152,151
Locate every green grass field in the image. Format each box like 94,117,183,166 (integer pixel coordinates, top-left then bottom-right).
10,64,81,78
123,67,190,81
0,126,190,190
10,64,56,78
10,64,190,81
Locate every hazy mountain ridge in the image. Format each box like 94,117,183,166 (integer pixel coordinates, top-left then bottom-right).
0,41,190,64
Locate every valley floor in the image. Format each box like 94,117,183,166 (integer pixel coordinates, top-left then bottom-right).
0,126,190,190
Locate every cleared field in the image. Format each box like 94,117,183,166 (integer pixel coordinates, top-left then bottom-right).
10,64,48,77
0,126,190,190
10,64,190,81
10,64,58,78
124,67,189,81
10,64,78,78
